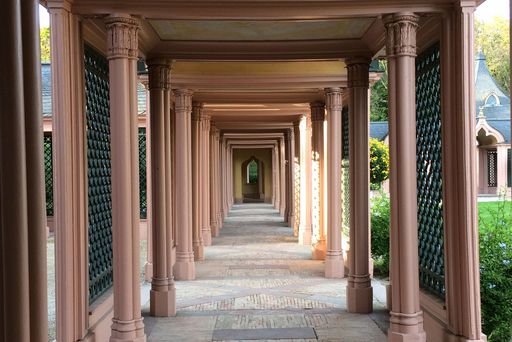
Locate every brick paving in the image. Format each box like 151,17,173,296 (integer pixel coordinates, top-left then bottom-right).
144,203,388,342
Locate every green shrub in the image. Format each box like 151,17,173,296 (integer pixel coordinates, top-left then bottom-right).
370,191,390,276
479,197,512,342
370,138,390,186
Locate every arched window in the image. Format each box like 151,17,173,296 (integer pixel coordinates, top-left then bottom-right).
247,160,258,184
484,93,500,107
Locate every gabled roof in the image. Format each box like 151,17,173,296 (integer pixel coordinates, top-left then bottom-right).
475,51,510,120
41,63,147,117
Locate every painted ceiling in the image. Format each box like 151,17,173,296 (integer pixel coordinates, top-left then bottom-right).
149,18,375,41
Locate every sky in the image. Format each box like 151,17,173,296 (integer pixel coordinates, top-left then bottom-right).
38,0,509,28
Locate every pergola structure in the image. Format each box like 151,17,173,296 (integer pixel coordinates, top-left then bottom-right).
0,0,490,341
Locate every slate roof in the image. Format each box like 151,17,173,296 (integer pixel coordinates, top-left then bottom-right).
370,121,389,141
41,63,147,117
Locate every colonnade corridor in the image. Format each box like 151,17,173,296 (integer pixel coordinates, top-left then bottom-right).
143,203,387,341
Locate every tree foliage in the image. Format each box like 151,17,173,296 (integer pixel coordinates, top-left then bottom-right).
370,60,389,122
475,17,510,94
40,27,50,62
370,138,390,185
370,191,390,276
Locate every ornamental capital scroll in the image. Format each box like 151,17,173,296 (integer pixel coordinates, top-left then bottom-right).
105,15,140,60
147,61,171,91
384,13,419,58
324,88,343,111
174,89,193,114
346,58,371,88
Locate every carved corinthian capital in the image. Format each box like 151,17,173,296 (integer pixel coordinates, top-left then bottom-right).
310,102,326,122
147,60,171,91
384,13,419,58
324,88,343,112
174,89,193,114
346,58,371,88
105,15,139,60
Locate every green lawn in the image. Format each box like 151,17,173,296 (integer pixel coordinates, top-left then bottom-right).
478,200,512,232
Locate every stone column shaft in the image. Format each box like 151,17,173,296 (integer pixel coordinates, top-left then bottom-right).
106,15,146,342
299,115,313,245
384,13,426,342
191,103,205,260
174,90,196,280
325,88,344,278
211,126,220,236
293,121,301,236
202,115,212,245
311,102,327,260
147,60,175,316
346,59,373,313
273,145,280,209
279,138,287,217
287,129,296,226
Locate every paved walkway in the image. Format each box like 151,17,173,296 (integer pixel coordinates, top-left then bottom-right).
143,203,388,342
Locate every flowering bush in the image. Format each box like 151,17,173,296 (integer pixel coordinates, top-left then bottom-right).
370,138,389,190
479,196,512,341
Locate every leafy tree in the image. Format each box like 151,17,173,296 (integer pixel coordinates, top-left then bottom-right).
475,17,510,94
40,27,50,62
370,138,390,186
370,60,388,121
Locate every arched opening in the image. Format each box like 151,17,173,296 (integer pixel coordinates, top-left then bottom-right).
241,156,265,203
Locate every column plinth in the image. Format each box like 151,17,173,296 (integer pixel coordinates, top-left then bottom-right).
325,88,344,279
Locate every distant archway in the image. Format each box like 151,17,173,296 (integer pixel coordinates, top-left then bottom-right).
241,156,265,202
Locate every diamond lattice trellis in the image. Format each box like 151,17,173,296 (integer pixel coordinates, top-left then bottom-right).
342,107,350,233
139,127,147,219
85,44,113,303
44,134,54,217
416,43,445,300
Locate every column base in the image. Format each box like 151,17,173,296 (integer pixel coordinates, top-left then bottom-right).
193,243,204,261
174,256,196,280
217,213,223,229
388,311,426,342
202,227,212,246
144,262,153,283
211,221,220,237
299,227,312,245
347,284,373,313
325,254,344,278
110,318,146,342
386,283,392,311
288,214,295,229
150,287,176,317
312,240,326,260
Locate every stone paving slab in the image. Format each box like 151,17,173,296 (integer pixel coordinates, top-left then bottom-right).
212,328,317,341
144,203,388,342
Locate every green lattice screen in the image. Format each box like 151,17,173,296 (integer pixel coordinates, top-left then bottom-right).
44,134,54,217
85,44,113,303
139,127,147,219
341,107,350,233
416,43,445,300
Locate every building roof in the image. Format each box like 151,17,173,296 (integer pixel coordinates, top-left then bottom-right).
370,52,510,144
370,121,388,141
41,63,147,117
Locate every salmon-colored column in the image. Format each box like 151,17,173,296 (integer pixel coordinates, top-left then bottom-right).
191,103,205,260
105,15,146,342
442,7,485,341
325,88,344,278
299,114,313,245
273,144,280,209
211,125,221,236
0,0,48,339
346,58,373,313
287,128,296,226
174,89,196,280
293,121,301,236
48,2,89,339
279,137,287,217
202,114,213,245
311,102,327,260
147,60,175,316
221,138,228,218
384,13,426,342
215,131,223,228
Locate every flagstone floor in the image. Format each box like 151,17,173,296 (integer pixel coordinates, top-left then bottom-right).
143,203,388,342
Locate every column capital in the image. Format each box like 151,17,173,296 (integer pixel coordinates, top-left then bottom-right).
325,88,343,111
147,60,171,90
105,15,139,60
383,13,419,58
346,58,371,88
310,101,326,121
174,89,193,113
286,127,294,140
